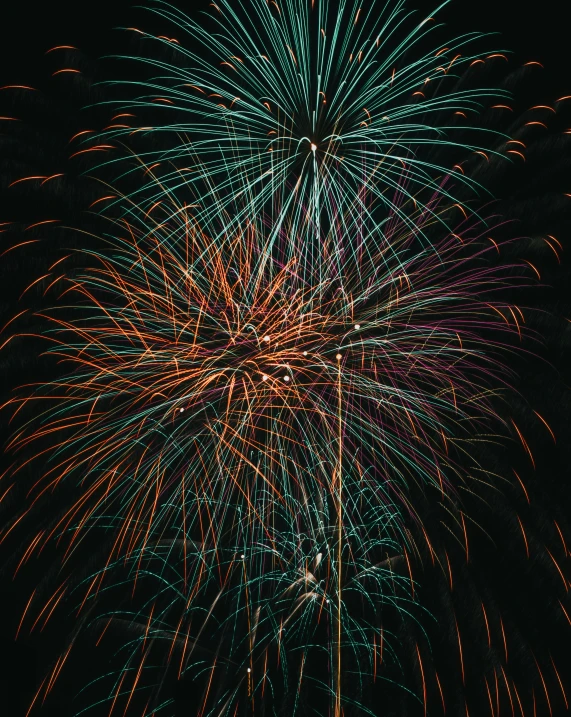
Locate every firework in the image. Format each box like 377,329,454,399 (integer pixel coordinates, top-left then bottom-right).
3,175,533,715
95,0,512,240
1,1,570,716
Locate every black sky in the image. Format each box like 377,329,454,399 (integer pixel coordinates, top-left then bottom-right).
1,0,569,89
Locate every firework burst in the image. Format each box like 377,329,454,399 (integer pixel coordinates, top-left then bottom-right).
3,176,531,715
95,0,512,239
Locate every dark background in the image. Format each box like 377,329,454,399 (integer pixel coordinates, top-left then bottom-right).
1,0,570,88
1,1,570,715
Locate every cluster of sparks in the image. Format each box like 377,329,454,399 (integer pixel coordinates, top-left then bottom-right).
1,0,571,715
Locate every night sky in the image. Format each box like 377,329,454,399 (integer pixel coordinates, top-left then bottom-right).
1,1,570,88
1,1,571,715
